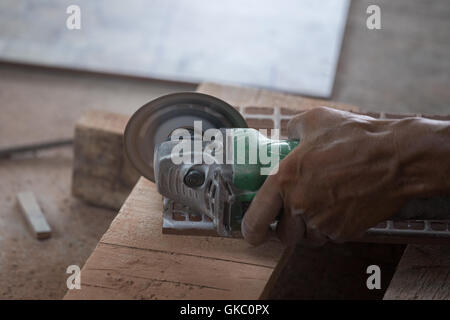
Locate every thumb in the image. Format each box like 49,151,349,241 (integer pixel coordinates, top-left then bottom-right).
241,173,282,246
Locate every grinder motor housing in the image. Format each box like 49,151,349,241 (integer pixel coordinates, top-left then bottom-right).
154,128,298,237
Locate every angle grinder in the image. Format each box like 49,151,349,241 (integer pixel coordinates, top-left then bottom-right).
124,92,450,242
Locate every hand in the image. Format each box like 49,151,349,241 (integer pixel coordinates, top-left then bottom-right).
241,107,450,246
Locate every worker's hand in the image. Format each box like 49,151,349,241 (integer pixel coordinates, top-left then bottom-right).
241,107,450,246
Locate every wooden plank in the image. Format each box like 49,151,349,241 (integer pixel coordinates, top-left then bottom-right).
65,177,282,299
101,179,282,267
16,191,51,239
261,242,405,300
383,245,450,300
69,242,273,300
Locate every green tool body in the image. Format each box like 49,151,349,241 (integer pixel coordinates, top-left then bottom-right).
231,128,299,199
227,128,299,231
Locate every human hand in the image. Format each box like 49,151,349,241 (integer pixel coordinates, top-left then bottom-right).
241,107,449,246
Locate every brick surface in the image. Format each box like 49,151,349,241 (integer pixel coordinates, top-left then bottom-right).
243,106,274,115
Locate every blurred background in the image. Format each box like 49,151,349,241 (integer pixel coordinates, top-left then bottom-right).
0,0,350,97
0,0,449,299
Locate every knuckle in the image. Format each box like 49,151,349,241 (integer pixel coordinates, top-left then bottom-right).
303,106,333,120
287,117,303,139
287,106,336,139
288,107,327,126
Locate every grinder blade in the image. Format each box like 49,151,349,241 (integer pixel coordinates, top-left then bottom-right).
124,92,247,182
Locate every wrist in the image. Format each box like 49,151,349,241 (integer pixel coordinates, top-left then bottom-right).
390,117,450,197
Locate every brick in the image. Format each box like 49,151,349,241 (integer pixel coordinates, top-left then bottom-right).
245,118,275,130
244,106,274,115
280,107,302,115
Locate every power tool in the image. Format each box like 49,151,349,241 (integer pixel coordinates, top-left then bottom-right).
124,92,450,243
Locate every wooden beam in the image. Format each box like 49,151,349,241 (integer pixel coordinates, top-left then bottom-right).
65,178,283,299
17,191,51,239
261,242,404,300
72,110,140,210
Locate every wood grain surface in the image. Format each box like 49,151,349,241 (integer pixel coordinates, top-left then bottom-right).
65,178,283,299
384,245,450,300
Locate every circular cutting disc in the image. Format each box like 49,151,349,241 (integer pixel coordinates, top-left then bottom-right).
124,92,248,182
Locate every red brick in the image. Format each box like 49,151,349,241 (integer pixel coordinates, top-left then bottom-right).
280,107,302,115
245,118,274,130
244,106,274,115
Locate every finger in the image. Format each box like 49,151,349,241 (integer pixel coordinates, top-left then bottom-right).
276,207,328,247
241,174,283,246
302,225,329,247
275,207,306,246
300,209,334,246
266,222,279,242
